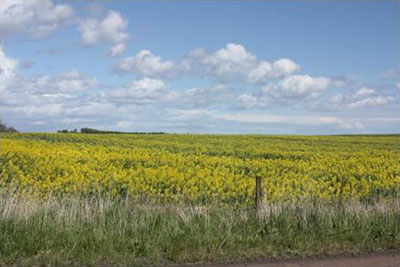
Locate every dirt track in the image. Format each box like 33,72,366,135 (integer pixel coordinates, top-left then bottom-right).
193,253,400,267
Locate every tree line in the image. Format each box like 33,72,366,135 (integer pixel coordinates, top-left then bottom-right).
58,127,165,135
0,119,18,133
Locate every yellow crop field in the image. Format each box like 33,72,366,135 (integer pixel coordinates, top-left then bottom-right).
1,133,399,204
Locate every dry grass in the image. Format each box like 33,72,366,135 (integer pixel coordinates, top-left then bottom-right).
1,193,400,266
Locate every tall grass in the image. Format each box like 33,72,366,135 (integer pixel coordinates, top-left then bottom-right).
1,194,399,266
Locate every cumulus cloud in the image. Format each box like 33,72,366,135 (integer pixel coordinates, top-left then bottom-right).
0,2,129,56
2,67,102,129
1,64,98,111
176,84,234,108
114,43,301,83
271,59,300,77
212,44,255,63
114,50,175,77
346,96,394,109
181,48,207,72
78,10,129,56
102,78,232,108
246,62,272,84
355,87,375,97
33,71,98,94
330,76,349,87
0,0,74,38
262,74,331,98
183,43,300,84
1,31,396,134
328,87,394,110
101,77,167,105
235,94,268,109
164,109,213,122
0,46,18,91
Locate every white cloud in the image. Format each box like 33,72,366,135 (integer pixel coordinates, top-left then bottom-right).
216,113,338,124
103,77,166,103
246,58,299,83
102,80,234,109
115,50,175,77
1,34,396,134
355,87,375,97
0,2,128,56
203,43,257,66
262,74,331,98
33,71,98,94
176,84,233,108
115,44,301,84
63,102,116,116
0,46,18,93
215,113,368,130
78,10,129,56
183,43,300,84
328,87,394,110
347,96,394,109
181,48,207,72
114,120,135,129
103,78,231,108
1,66,98,114
0,0,74,38
120,77,165,98
330,76,348,87
18,103,64,116
247,62,272,83
271,58,300,77
236,94,267,109
205,44,299,83
110,43,127,57
165,109,212,122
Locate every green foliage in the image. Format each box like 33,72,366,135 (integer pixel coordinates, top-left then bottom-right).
0,119,18,133
79,127,165,134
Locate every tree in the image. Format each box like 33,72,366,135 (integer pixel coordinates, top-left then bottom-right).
81,128,100,134
0,119,19,133
7,127,18,133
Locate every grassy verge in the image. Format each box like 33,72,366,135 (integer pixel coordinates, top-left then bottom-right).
1,196,399,266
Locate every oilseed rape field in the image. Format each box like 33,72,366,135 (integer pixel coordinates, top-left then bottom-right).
1,133,400,266
1,133,399,204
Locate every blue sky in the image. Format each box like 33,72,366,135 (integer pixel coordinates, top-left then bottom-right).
0,0,398,134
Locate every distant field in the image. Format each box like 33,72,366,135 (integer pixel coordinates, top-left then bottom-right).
1,133,399,203
1,133,399,266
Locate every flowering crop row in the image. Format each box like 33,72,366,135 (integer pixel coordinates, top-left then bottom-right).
1,133,399,204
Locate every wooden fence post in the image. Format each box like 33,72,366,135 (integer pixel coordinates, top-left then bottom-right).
255,176,262,216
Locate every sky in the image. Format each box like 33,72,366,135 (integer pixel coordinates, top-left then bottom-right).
0,0,398,134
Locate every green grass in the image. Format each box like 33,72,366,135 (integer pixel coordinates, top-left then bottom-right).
1,195,399,266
